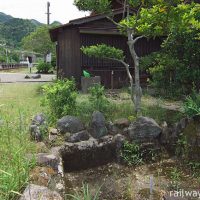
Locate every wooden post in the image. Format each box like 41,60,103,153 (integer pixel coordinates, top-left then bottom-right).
111,70,114,89
46,2,51,25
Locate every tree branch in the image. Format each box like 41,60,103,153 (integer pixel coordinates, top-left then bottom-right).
133,35,145,45
106,16,125,28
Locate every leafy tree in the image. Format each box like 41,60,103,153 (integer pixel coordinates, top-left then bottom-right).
140,3,200,96
22,26,55,57
74,0,200,113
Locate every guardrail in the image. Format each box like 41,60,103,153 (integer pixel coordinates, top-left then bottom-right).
0,63,28,70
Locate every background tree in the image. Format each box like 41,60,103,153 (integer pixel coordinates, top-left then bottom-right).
140,2,200,97
75,0,200,113
22,26,55,57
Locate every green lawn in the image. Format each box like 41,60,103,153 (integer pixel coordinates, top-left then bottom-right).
0,83,44,200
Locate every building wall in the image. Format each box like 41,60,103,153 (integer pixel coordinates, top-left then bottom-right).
57,27,81,81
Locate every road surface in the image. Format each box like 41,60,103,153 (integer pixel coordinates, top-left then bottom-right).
0,73,56,83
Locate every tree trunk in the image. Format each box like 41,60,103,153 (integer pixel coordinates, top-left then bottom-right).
127,31,142,114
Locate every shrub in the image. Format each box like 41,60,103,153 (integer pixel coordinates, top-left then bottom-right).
36,62,52,73
88,84,111,113
120,141,143,166
42,79,77,119
183,90,200,117
77,84,113,125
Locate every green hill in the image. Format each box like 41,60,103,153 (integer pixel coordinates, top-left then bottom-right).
0,18,37,47
0,12,13,23
0,12,62,47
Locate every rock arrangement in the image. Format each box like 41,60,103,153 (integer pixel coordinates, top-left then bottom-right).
21,111,200,199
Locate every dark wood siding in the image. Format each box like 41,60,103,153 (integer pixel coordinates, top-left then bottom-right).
80,33,162,88
57,28,81,81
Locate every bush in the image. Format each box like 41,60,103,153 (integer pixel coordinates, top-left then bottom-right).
183,90,200,117
88,84,111,113
36,62,52,73
42,79,77,119
140,30,200,98
77,84,113,124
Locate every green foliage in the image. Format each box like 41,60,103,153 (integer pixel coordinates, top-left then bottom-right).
0,18,37,47
22,26,55,56
74,0,111,13
121,141,143,166
187,161,200,177
77,84,113,124
183,91,200,117
42,79,77,119
175,133,189,159
81,44,125,61
88,84,111,113
67,183,101,200
36,62,53,74
169,167,181,190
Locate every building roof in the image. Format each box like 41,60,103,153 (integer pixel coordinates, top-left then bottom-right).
49,8,128,42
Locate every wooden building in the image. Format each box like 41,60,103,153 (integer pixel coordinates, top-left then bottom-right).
49,2,162,88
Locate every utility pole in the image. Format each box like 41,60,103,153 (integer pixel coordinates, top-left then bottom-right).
46,1,51,25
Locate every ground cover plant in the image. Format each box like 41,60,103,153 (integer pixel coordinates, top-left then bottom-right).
0,83,44,200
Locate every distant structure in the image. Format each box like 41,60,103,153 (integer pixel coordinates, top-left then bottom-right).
46,1,51,25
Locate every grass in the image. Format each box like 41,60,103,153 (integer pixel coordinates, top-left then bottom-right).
76,91,184,126
0,83,45,200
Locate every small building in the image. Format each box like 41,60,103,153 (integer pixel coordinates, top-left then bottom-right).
49,3,162,88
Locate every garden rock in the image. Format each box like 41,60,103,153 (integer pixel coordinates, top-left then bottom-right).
30,124,42,141
57,115,84,134
60,136,116,171
90,111,108,139
19,184,63,200
36,142,49,153
27,153,60,170
49,134,58,143
114,118,130,129
32,113,46,126
50,146,62,157
67,130,90,143
50,128,59,135
106,121,119,135
31,74,41,79
128,116,162,142
24,75,30,79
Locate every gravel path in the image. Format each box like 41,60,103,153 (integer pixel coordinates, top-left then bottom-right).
0,73,56,83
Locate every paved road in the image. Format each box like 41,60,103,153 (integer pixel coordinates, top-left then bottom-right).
0,73,56,83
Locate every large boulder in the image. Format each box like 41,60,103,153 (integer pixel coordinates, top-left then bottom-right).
19,184,63,200
128,117,162,142
57,116,84,134
90,111,108,139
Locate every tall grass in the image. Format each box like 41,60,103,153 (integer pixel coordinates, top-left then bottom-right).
0,83,44,200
